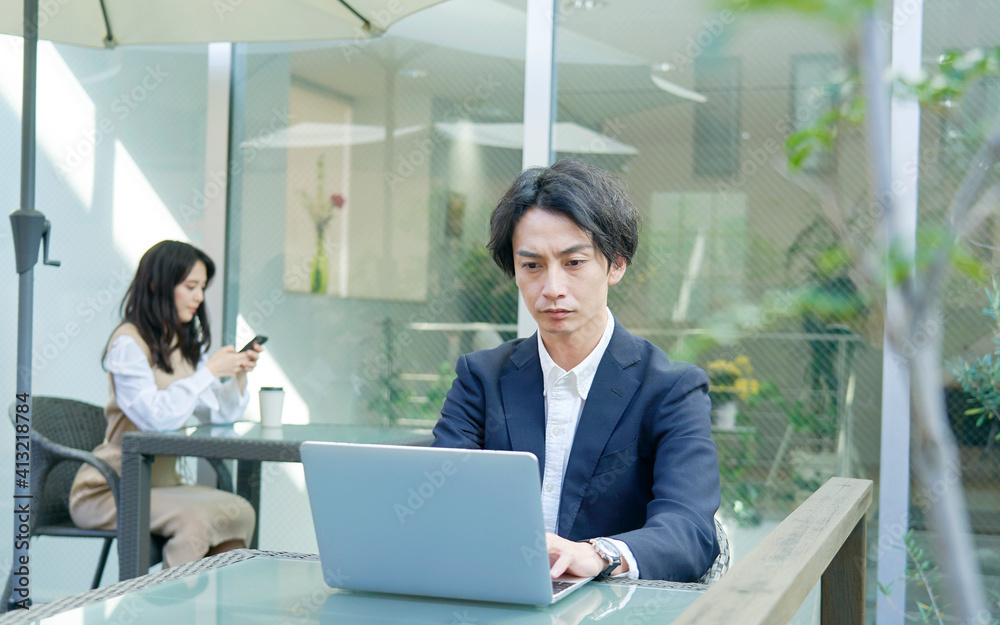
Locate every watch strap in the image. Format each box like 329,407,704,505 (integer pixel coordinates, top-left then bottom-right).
588,538,622,578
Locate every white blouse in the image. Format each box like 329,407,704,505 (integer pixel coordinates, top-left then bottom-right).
106,335,249,431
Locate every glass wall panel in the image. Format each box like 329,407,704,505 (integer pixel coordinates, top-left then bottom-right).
919,0,1000,616
553,0,881,562
233,0,526,427
0,38,210,595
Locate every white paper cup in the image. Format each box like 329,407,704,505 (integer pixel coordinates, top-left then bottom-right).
259,387,285,428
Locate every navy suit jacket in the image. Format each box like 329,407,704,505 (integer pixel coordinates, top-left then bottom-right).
431,321,721,581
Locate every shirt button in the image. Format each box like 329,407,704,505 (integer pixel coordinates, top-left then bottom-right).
545,483,554,493
552,427,562,436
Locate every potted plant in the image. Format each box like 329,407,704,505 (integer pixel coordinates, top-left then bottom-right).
707,355,764,526
706,355,761,430
950,277,1000,447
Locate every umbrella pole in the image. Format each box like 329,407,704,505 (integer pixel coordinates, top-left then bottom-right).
8,0,59,610
21,0,36,207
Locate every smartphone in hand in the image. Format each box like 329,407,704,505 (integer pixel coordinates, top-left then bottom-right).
239,335,268,352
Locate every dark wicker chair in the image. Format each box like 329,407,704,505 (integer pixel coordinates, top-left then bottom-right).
696,517,731,585
1,396,233,607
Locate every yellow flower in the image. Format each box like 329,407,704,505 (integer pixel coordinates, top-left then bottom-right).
732,377,761,401
733,378,749,400
707,360,741,377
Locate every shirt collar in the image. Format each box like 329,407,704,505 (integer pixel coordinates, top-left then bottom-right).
537,308,616,400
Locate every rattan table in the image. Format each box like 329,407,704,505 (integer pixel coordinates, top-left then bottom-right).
118,423,434,581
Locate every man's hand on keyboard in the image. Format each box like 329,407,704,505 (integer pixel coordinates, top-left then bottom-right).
546,533,622,578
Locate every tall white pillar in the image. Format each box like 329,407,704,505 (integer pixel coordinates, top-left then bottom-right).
203,42,233,351
517,0,558,338
877,2,922,624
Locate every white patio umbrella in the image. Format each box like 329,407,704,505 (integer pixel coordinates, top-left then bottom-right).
0,0,445,610
0,0,445,48
392,0,707,100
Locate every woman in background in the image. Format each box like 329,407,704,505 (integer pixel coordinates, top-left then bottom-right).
70,240,260,568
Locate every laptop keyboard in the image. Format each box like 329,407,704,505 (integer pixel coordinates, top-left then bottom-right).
552,580,576,594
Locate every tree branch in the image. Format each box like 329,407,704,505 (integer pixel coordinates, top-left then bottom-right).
919,119,1000,312
861,13,989,624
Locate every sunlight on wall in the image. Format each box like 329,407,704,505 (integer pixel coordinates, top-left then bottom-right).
111,140,189,263
236,314,309,424
107,141,310,423
0,33,308,425
0,38,95,210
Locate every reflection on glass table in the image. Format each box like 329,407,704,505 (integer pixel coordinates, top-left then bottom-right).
25,555,703,625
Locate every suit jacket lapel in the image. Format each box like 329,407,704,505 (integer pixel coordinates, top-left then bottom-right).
558,322,641,535
500,335,546,480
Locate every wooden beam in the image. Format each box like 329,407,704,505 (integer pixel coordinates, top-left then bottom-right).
672,477,873,625
822,515,867,625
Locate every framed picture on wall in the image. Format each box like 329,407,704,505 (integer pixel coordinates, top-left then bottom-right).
282,85,353,297
280,83,430,301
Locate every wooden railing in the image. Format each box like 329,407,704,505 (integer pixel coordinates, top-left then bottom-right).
675,477,873,625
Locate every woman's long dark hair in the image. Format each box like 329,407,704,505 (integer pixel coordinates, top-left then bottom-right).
111,240,215,373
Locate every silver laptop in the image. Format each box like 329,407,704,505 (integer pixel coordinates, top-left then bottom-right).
300,442,592,605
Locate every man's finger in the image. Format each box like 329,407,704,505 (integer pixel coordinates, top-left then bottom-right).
549,550,571,578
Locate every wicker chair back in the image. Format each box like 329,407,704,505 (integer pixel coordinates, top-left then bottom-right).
8,396,107,529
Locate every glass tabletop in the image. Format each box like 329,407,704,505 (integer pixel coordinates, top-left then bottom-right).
27,557,702,624
159,422,435,444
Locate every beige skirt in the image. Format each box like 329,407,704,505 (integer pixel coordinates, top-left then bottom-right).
70,484,256,568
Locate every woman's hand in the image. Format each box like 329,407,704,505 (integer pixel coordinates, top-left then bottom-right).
206,346,251,378
240,343,263,372
234,343,263,393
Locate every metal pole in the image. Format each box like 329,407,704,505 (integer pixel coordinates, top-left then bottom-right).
9,0,40,610
21,0,37,212
9,272,33,611
8,0,59,610
380,53,397,295
222,43,247,346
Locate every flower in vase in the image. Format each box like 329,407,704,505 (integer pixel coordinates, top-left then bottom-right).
298,155,346,231
297,154,346,294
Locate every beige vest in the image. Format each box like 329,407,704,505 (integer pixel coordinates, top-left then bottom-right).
70,324,192,506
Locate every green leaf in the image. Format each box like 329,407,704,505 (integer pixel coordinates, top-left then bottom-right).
949,245,988,283
725,0,875,28
816,245,851,276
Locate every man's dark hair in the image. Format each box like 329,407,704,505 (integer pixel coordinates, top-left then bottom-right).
487,159,640,278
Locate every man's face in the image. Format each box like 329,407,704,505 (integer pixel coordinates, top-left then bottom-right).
512,208,625,347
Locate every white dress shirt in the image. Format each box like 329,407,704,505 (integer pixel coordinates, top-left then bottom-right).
106,335,249,431
537,309,639,579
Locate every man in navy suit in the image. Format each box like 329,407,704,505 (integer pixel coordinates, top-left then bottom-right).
432,160,720,582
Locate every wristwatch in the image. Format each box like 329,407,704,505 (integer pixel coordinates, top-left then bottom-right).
588,537,622,578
